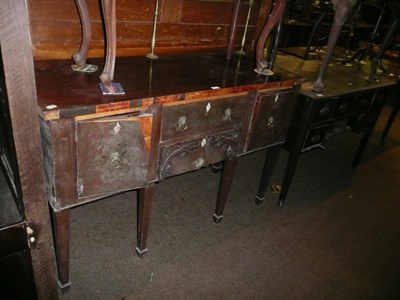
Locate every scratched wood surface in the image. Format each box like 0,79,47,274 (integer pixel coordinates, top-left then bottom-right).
28,0,267,60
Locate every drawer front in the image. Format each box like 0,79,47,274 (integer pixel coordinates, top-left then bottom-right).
312,92,373,125
158,130,240,179
333,93,372,118
76,114,154,197
161,95,247,141
247,90,297,151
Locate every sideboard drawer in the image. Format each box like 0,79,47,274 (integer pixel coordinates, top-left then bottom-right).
161,95,248,141
311,92,373,125
76,114,155,198
333,92,372,118
158,130,240,179
247,90,297,151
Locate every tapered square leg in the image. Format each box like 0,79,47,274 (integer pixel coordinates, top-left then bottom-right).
255,145,282,205
136,184,155,258
213,156,238,224
51,207,71,291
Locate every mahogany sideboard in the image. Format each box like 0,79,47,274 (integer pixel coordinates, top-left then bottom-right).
35,52,302,289
255,53,396,206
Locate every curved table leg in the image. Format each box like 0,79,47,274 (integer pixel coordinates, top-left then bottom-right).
254,0,287,75
312,0,358,91
100,0,117,86
226,0,243,60
73,0,91,67
72,0,98,73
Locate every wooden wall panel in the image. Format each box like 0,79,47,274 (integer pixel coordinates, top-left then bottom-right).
181,1,235,24
161,0,183,23
28,0,270,60
116,1,155,21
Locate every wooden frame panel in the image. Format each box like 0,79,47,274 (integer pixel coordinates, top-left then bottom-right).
0,0,58,298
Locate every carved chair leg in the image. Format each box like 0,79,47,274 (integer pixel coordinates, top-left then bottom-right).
255,0,287,75
226,0,243,60
51,207,71,291
136,184,155,258
312,21,342,91
100,0,117,86
73,0,91,68
312,0,358,91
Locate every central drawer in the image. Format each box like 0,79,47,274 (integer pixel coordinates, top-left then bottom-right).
161,95,248,141
158,130,240,179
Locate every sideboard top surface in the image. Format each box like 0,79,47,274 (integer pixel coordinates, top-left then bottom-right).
275,51,397,99
34,53,302,119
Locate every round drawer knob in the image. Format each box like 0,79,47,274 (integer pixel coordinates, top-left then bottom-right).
223,108,232,121
339,102,349,112
110,152,122,169
310,133,321,144
176,116,188,132
319,106,330,117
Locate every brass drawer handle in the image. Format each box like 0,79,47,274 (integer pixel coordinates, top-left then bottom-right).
223,108,232,121
176,116,188,132
110,152,122,169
